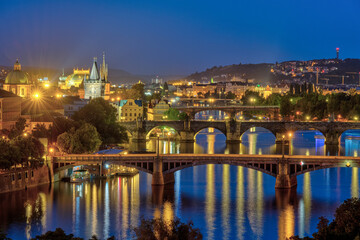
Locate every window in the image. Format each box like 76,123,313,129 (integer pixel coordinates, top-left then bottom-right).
134,113,136,116
125,113,127,116
130,113,132,116
129,102,133,106
21,88,24,96
12,174,15,181
31,171,34,177
25,172,28,179
18,173,21,180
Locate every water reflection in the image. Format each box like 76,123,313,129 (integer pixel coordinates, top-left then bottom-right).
205,164,215,240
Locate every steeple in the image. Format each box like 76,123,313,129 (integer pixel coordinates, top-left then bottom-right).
100,52,108,81
14,59,21,71
89,57,100,80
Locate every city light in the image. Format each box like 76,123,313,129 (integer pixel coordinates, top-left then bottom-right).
33,93,41,99
23,132,28,137
346,162,351,167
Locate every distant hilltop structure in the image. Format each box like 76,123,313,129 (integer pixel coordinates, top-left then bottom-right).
58,52,110,100
3,59,31,98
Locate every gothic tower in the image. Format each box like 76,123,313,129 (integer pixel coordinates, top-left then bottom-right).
84,57,105,99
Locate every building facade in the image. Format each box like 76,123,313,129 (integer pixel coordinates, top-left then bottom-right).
147,100,170,120
119,99,143,122
0,89,22,131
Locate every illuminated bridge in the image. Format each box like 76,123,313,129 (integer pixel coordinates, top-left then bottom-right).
121,120,360,150
50,153,360,190
173,105,280,119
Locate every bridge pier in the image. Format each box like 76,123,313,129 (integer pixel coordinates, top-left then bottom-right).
325,131,340,156
225,120,241,143
275,159,297,189
179,130,195,143
131,130,147,143
152,157,164,185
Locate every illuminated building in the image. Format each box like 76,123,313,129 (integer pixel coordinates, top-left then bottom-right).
119,99,143,122
59,68,90,90
147,100,170,120
0,89,22,130
3,59,31,98
84,53,110,100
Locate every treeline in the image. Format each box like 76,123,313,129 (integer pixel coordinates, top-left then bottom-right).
0,118,44,169
0,217,202,240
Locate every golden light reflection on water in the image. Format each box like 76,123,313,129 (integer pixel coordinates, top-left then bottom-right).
163,201,174,232
206,164,215,240
121,178,129,239
278,204,295,240
237,167,245,239
91,184,98,236
25,202,32,239
247,169,264,239
352,167,359,198
207,134,215,154
303,172,312,234
130,174,140,228
222,165,230,240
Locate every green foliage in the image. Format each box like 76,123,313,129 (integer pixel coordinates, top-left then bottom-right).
289,198,360,240
241,90,265,105
163,108,188,121
48,117,78,143
0,139,20,169
0,135,44,169
131,82,145,100
57,123,102,154
280,96,292,117
31,228,82,240
72,98,128,144
132,217,202,240
8,117,27,139
32,124,50,139
225,91,236,99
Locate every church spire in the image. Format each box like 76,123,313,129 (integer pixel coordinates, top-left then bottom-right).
101,51,108,81
89,57,100,80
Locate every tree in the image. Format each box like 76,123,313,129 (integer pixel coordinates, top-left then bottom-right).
57,123,102,154
163,108,188,121
0,139,20,169
11,135,45,167
225,91,236,99
280,97,292,117
72,98,128,144
132,217,202,240
289,198,360,240
131,82,145,100
8,117,27,139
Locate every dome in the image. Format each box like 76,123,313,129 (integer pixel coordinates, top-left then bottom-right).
5,60,29,85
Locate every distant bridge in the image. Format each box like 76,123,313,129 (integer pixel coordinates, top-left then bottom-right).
51,153,360,189
173,105,280,119
121,120,360,149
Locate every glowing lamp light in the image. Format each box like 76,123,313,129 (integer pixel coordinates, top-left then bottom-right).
354,116,359,121
23,132,28,137
306,116,310,121
346,162,351,167
44,83,50,88
49,148,54,153
116,97,120,101
105,164,109,169
288,132,292,137
33,93,41,99
300,161,304,166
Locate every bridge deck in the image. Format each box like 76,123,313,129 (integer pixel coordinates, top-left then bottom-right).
52,154,360,163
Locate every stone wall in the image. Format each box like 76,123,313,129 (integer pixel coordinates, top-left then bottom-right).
0,165,52,194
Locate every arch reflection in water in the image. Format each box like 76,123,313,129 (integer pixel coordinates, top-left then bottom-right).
194,129,226,154
240,127,275,155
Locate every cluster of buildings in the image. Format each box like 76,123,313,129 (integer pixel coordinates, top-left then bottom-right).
172,80,289,99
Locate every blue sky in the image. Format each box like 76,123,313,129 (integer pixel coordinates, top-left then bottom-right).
0,0,359,75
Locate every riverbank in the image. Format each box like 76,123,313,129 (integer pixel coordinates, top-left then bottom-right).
0,165,52,194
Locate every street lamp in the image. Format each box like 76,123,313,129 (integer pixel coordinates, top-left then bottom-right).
288,132,292,155
282,134,285,158
167,132,171,154
156,133,160,157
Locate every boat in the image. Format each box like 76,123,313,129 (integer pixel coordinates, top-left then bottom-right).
70,169,91,183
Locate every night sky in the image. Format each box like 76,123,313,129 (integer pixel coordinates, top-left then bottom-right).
0,0,359,75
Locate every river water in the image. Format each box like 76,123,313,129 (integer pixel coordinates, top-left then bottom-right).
0,126,360,239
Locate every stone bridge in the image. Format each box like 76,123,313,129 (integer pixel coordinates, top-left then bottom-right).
174,105,280,119
121,120,360,149
51,154,360,190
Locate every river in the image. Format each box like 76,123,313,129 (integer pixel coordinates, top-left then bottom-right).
0,124,359,239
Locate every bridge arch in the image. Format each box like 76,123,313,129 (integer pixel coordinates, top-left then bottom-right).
339,129,360,156
145,126,180,140
194,109,230,120
54,161,153,175
162,162,277,177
